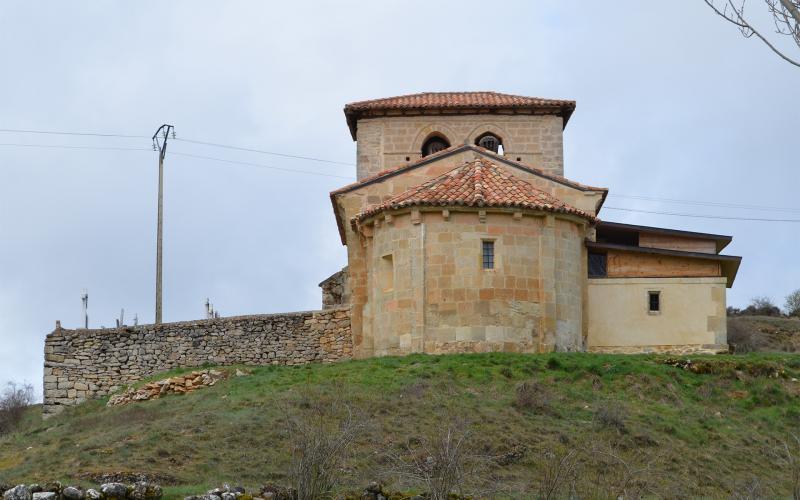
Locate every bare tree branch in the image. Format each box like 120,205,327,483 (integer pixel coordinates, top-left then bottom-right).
704,0,800,67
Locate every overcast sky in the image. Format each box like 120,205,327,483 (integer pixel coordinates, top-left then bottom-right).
1,1,798,396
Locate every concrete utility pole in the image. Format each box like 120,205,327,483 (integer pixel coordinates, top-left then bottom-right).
81,289,88,329
152,124,175,324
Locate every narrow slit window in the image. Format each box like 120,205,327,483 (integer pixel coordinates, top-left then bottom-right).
482,240,495,269
381,254,394,291
648,291,661,313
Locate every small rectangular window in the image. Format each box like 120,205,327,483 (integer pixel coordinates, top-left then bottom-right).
381,254,394,291
648,291,661,313
482,240,494,269
588,252,607,278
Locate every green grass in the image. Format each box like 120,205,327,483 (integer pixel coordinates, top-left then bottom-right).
1,353,800,498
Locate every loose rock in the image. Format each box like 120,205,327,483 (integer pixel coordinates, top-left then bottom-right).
61,487,84,500
3,485,31,500
100,483,128,499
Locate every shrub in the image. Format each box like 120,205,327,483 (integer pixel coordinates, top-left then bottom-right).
594,403,627,434
388,417,482,500
513,380,552,414
0,382,34,435
785,289,800,318
744,296,782,317
546,357,562,370
284,395,365,500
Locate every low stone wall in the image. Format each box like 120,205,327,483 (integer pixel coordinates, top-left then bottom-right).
43,308,351,416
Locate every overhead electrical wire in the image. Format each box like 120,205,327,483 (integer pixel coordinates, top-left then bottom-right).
0,142,152,152
168,151,353,180
172,137,355,166
0,127,355,166
0,128,148,139
607,193,800,214
602,206,800,222
1,127,798,221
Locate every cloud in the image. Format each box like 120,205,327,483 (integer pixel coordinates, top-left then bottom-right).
0,1,797,394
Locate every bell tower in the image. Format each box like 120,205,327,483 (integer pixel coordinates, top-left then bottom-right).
343,91,575,180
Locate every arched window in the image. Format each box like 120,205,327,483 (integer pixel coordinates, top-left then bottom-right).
422,135,450,157
475,133,502,153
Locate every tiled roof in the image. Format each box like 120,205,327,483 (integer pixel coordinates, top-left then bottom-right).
353,158,596,226
330,144,607,197
344,91,576,139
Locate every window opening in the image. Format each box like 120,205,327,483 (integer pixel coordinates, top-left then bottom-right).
476,133,502,153
588,252,607,278
648,291,661,313
482,240,495,269
422,136,450,157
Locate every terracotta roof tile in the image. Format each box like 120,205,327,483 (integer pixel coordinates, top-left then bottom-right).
345,91,575,112
353,158,596,226
344,91,576,139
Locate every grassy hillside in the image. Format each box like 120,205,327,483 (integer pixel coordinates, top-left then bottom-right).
728,315,800,353
2,353,800,498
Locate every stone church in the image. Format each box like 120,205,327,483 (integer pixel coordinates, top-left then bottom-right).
324,91,741,357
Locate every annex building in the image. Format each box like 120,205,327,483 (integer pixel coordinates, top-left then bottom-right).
325,91,741,356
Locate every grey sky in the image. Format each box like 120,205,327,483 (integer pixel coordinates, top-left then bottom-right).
1,1,798,396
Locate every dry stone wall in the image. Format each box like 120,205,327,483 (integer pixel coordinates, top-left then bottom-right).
43,308,351,416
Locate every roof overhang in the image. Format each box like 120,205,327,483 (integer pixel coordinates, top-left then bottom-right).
586,241,741,288
345,106,575,141
596,221,733,252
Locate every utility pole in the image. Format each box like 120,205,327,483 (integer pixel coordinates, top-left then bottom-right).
81,289,88,329
152,124,175,324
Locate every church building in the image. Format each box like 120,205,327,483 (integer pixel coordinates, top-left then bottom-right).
324,92,741,356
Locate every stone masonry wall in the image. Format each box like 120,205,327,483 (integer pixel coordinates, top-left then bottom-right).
43,308,351,416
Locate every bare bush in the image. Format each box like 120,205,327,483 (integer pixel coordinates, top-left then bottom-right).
388,417,482,500
536,447,580,500
513,380,552,414
284,395,365,500
729,476,769,500
773,433,800,499
727,318,759,353
0,382,34,435
786,290,800,318
594,403,627,434
749,296,783,317
579,443,662,499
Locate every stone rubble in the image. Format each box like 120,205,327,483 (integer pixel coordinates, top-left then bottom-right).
1,482,161,500
106,369,229,407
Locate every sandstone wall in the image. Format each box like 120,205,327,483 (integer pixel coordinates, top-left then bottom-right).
586,277,728,354
356,209,588,357
355,115,565,179
43,308,351,416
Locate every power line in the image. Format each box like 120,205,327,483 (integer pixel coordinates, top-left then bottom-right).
603,206,800,222
0,142,151,152
173,137,354,166
0,128,148,139
169,151,354,179
608,193,800,214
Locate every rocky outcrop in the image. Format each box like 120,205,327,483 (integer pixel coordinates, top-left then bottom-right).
44,308,351,416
